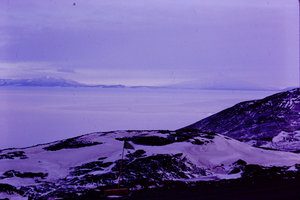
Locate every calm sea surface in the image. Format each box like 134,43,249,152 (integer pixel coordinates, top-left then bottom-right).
0,87,277,148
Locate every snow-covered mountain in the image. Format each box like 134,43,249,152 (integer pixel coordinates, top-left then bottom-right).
0,77,127,88
181,88,300,152
0,77,86,87
1,130,300,199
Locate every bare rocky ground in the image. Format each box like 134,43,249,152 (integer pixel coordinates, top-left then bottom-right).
182,88,300,152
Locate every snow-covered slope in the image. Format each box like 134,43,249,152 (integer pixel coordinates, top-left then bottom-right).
1,130,300,199
0,77,137,88
181,88,300,151
0,77,85,87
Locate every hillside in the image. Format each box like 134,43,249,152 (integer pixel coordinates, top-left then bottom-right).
181,88,300,151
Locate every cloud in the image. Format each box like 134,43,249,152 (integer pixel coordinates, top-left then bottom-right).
0,61,56,78
0,0,298,89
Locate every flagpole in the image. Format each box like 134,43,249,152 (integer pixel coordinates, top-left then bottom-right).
118,137,126,189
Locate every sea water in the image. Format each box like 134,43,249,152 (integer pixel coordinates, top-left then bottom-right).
0,87,277,148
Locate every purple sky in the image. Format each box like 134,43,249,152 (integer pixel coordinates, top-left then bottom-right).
0,0,299,89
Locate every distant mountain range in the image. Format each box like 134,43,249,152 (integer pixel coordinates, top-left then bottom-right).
1,77,293,91
0,77,128,88
181,88,300,152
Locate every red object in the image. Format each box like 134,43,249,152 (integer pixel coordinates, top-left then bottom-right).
104,188,130,196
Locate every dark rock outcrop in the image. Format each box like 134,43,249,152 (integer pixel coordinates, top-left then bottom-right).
181,88,300,151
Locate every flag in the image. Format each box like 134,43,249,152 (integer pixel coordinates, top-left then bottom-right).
123,140,135,150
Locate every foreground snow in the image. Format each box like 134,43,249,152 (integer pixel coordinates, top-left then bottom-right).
1,130,300,198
